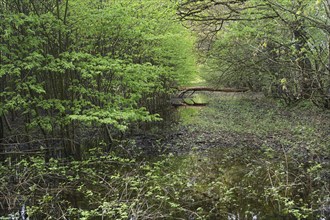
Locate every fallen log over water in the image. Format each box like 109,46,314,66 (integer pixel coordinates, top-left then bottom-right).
178,87,249,98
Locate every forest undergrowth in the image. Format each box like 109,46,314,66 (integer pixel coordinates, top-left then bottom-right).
1,92,329,220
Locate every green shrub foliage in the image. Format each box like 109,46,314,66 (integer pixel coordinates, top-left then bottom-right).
0,0,196,157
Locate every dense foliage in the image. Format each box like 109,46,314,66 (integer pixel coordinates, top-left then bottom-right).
180,0,330,108
1,0,329,219
0,0,196,158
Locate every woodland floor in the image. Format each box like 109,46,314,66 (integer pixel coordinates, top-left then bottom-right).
140,91,330,218
136,91,330,159
1,91,329,219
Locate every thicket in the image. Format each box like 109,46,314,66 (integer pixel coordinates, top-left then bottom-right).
1,0,329,219
179,0,330,108
0,0,196,159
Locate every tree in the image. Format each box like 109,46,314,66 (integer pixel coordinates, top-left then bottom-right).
179,0,330,108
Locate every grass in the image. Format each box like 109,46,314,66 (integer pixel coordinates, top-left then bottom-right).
178,92,329,147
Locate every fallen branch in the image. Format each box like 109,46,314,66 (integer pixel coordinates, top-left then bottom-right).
170,97,208,107
178,87,248,98
171,102,208,107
